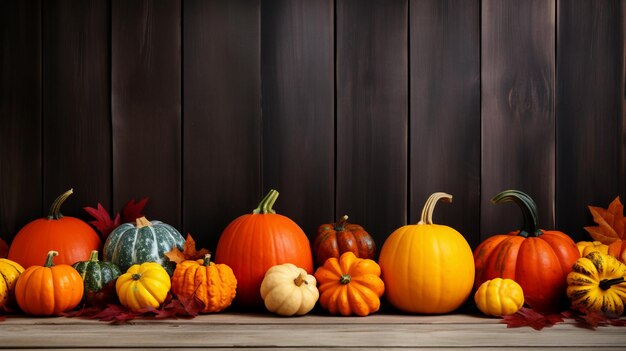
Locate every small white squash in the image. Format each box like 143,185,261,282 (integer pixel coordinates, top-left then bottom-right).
260,263,319,316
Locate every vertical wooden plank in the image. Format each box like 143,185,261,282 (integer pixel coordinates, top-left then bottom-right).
0,0,41,242
43,0,110,218
409,0,481,247
112,0,181,227
183,0,261,251
336,0,408,245
481,0,556,238
261,0,334,238
556,0,624,241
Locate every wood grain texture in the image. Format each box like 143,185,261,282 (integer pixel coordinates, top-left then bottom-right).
112,0,181,227
1,314,624,349
261,0,334,238
182,0,260,251
0,0,41,241
42,0,110,218
481,0,556,239
409,0,480,247
556,0,625,241
336,0,408,245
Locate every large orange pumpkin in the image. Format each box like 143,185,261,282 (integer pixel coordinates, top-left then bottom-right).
474,190,580,313
215,189,313,308
378,192,475,314
8,189,102,268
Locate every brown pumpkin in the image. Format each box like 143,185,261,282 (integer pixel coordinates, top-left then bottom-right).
312,215,376,267
14,251,84,316
171,254,237,313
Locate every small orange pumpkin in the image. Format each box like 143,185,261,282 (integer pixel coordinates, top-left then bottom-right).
171,254,237,313
314,252,384,316
15,251,84,316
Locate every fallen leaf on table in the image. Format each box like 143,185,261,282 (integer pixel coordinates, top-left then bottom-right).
501,307,564,330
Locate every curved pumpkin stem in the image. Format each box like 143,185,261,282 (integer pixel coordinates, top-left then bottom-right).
418,192,452,225
253,189,279,214
294,273,307,287
47,188,73,220
492,190,542,238
88,250,99,262
335,215,349,231
45,250,59,267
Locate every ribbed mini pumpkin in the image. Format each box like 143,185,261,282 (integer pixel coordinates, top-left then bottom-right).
0,258,24,311
103,216,185,275
215,189,313,308
314,252,384,316
474,278,525,317
9,189,102,268
312,215,376,267
171,254,237,313
378,192,475,314
567,251,626,316
260,263,319,316
116,262,171,312
15,251,84,316
72,250,121,300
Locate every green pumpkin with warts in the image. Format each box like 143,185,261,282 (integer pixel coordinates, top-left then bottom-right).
103,216,185,275
73,250,122,298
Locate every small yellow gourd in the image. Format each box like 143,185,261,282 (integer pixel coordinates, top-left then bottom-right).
116,262,171,312
576,241,609,257
0,258,24,311
567,252,626,316
260,263,319,316
474,278,524,317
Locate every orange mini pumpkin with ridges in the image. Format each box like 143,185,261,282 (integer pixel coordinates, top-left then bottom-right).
314,251,384,316
15,251,83,316
171,254,237,313
215,189,313,308
474,190,580,313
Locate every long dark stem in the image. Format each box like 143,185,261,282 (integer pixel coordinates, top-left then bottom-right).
492,190,543,238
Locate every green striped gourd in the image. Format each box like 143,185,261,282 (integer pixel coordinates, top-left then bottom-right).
103,216,185,275
72,250,121,298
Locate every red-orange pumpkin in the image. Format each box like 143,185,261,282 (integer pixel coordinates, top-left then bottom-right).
8,189,102,268
474,190,580,313
215,189,313,308
312,215,376,267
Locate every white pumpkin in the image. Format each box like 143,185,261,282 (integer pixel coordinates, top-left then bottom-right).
260,263,319,316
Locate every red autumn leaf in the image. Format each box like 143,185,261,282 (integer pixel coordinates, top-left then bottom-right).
83,203,121,241
566,306,626,330
584,197,626,244
501,307,564,330
121,198,149,223
0,237,8,258
164,233,210,264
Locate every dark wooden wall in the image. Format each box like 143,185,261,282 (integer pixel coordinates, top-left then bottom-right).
1,0,624,252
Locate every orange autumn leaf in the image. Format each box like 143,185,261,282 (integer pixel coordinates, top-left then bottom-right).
584,197,626,244
165,233,210,265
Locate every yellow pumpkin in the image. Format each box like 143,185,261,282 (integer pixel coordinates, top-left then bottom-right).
0,258,24,311
576,241,609,257
116,262,171,312
567,251,626,316
378,192,475,314
260,263,318,316
474,278,524,317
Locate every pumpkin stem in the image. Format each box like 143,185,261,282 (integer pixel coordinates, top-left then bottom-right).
203,253,212,266
294,273,307,287
88,250,99,262
340,274,351,285
253,189,279,214
44,250,59,267
132,273,142,281
492,190,542,238
599,277,625,290
418,192,452,225
335,215,349,231
47,188,73,220
136,216,152,228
